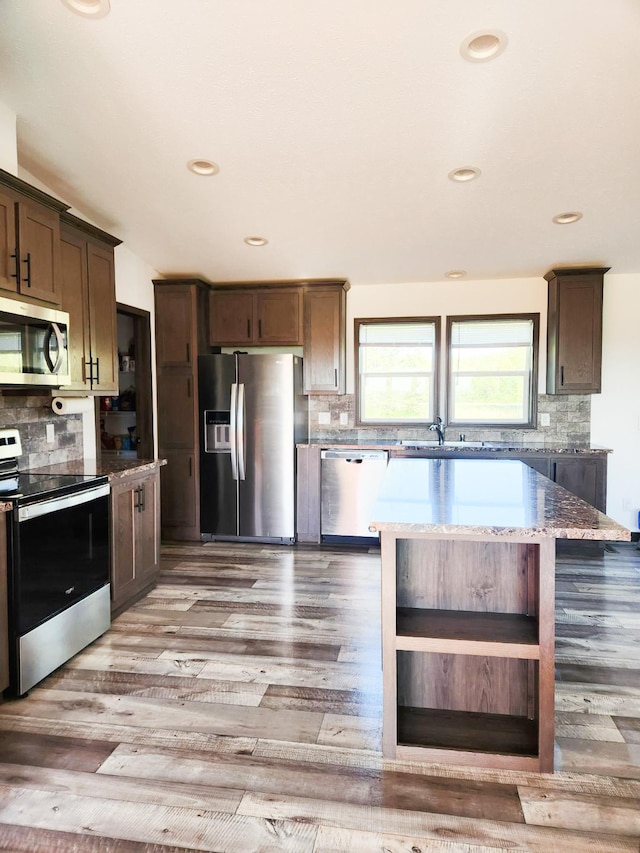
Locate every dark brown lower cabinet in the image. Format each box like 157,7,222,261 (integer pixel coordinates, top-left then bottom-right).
552,457,606,513
159,451,199,541
0,512,8,693
111,468,160,616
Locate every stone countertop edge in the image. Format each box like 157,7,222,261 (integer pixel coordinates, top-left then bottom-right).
298,440,611,454
24,458,167,481
368,458,630,542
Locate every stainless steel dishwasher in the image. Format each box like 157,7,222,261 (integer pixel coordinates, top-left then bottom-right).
320,449,389,540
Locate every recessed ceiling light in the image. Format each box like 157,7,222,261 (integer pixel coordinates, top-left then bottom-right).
552,211,583,225
448,166,481,183
445,270,467,279
244,236,268,247
187,159,219,177
461,30,508,62
60,0,110,18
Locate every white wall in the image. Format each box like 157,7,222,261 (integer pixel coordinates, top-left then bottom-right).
0,101,18,175
592,273,640,530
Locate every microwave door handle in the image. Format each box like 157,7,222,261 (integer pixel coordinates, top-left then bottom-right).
44,322,65,374
237,383,246,481
229,383,238,481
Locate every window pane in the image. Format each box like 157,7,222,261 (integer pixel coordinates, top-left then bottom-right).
451,376,527,422
361,345,433,373
361,375,431,422
452,346,528,372
448,316,536,426
359,323,435,345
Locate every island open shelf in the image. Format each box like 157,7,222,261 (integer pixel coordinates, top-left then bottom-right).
370,458,630,773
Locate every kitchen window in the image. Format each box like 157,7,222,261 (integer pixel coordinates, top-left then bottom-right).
446,314,539,428
356,318,440,425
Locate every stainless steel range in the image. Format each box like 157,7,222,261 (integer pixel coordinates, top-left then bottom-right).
0,429,110,696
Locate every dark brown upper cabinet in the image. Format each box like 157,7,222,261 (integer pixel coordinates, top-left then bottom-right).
209,286,303,346
0,169,69,306
545,267,609,395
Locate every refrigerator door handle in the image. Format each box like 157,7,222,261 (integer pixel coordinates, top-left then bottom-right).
230,383,239,481
237,383,246,481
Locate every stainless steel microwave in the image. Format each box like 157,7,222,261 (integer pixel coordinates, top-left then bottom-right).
0,295,70,387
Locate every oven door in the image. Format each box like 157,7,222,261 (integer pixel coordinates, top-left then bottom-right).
8,483,111,695
14,485,110,634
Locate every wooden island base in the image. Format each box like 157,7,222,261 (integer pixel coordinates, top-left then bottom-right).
372,458,631,774
381,532,555,772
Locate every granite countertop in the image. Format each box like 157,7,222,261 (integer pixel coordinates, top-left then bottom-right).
25,457,166,482
369,458,630,541
299,439,611,455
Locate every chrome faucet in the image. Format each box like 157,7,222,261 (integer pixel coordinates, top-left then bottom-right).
428,416,445,445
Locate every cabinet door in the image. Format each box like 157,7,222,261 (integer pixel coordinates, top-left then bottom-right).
256,290,302,344
135,472,160,585
303,287,345,393
157,371,197,449
516,456,552,478
160,450,199,538
86,241,118,393
209,290,254,345
553,457,606,512
59,227,92,390
0,190,18,295
110,478,137,610
546,269,606,394
16,199,61,304
155,287,199,368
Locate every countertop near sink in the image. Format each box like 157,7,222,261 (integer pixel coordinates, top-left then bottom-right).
299,439,611,455
24,457,166,482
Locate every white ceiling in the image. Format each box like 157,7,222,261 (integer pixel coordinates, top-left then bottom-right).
1,1,639,286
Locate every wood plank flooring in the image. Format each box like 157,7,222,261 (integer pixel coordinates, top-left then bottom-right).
0,540,639,851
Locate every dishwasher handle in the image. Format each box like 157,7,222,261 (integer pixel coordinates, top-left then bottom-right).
320,450,388,461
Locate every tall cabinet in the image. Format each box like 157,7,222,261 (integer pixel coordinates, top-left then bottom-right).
154,279,210,541
59,213,121,393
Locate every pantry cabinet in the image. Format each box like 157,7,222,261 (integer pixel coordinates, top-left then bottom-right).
0,170,68,305
110,467,160,616
59,214,120,393
209,286,303,346
545,267,609,395
154,279,210,540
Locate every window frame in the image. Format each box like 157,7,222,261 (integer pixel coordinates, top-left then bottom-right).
445,313,540,429
355,316,441,427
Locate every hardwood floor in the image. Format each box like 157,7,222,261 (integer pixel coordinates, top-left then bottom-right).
0,540,639,851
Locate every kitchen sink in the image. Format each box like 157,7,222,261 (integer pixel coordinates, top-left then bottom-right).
399,439,485,448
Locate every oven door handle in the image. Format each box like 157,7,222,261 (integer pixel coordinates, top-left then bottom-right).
43,322,65,375
18,483,110,522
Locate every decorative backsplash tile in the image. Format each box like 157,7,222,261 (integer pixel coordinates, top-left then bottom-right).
0,392,84,469
308,394,591,446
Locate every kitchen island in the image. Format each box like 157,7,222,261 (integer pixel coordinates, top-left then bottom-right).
369,457,630,772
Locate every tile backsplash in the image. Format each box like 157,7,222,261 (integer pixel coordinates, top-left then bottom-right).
308,394,591,446
0,392,83,469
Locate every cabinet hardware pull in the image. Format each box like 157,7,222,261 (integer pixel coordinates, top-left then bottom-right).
188,457,192,476
22,253,31,287
247,319,251,338
186,342,190,364
85,358,93,385
140,484,145,512
133,486,140,511
560,366,564,386
334,368,338,387
95,357,100,386
10,252,19,280
258,319,262,338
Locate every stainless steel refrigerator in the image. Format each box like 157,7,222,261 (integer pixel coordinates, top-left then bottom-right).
198,353,308,543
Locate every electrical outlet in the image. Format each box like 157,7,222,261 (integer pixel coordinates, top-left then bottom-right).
623,498,633,511
46,423,55,443
540,413,550,427
340,412,349,426
318,411,331,425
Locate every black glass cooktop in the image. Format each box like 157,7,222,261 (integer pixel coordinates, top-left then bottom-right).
0,473,108,504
